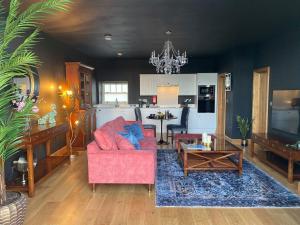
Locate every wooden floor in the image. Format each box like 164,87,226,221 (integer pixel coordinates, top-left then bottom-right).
24,141,300,225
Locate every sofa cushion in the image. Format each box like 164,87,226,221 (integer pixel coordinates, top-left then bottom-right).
107,116,126,132
115,133,135,150
139,137,157,150
118,131,141,150
94,125,118,150
124,123,144,140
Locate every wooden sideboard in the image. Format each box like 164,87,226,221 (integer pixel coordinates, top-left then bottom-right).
251,133,300,183
7,122,70,197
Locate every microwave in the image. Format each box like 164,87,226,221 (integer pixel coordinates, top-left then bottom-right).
198,85,215,96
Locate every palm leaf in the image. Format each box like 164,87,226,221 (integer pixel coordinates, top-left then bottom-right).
0,0,72,163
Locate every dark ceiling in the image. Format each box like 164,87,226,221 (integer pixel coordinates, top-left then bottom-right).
37,0,300,58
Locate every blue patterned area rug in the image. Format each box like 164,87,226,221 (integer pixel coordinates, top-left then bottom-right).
156,150,300,207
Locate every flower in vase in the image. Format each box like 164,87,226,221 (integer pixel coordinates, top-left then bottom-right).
16,101,26,111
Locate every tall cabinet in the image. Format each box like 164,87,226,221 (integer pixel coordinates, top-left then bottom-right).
65,62,96,150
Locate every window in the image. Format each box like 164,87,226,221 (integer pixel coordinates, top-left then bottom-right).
102,82,128,103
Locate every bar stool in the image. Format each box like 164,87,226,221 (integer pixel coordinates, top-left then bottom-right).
134,107,156,137
166,107,190,145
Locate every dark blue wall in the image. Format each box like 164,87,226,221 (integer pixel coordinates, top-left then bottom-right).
5,33,95,182
218,29,300,140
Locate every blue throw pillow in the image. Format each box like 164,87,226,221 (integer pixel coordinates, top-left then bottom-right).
124,123,144,140
118,131,141,150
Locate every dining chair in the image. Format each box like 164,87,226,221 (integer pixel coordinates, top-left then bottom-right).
166,106,190,145
134,107,156,137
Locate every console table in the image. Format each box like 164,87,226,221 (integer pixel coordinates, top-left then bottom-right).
251,133,300,183
7,122,70,197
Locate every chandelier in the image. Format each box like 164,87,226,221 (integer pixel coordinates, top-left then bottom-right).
149,39,188,74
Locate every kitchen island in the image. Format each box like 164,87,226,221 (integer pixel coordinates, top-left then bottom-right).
95,105,216,134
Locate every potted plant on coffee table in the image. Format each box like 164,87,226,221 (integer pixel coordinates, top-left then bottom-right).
0,0,70,224
236,115,251,147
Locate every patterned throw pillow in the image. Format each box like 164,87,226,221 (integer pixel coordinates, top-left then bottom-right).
124,123,144,140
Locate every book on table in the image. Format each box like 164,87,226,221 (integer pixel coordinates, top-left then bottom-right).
186,144,207,150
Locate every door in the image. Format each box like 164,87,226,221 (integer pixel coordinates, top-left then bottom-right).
216,74,226,136
252,67,270,134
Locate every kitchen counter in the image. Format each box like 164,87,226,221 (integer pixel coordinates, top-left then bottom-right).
93,104,195,109
95,106,216,134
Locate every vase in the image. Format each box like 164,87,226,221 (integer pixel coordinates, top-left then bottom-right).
0,192,27,225
241,139,248,147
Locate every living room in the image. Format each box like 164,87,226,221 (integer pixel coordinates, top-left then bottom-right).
1,0,300,224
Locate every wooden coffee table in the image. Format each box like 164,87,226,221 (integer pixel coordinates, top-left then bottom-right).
178,136,243,176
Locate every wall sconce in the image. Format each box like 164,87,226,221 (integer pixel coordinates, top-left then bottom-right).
225,73,232,91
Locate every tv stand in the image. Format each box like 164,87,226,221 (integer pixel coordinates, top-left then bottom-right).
251,133,300,183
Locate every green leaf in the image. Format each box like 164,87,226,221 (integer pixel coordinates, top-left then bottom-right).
0,0,72,163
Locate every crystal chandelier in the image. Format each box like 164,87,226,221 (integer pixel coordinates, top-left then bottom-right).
149,38,188,74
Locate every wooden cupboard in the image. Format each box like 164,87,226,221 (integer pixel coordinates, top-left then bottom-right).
65,62,96,150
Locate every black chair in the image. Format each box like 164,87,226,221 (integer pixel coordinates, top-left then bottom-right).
134,107,156,137
166,107,190,144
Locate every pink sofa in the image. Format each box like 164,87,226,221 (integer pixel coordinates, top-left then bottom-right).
87,116,157,191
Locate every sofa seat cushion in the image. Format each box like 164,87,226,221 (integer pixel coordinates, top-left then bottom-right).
94,125,118,150
139,137,157,150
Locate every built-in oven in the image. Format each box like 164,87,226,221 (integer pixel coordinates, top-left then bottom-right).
198,85,215,113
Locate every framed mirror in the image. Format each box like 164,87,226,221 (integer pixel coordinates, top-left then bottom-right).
12,67,39,99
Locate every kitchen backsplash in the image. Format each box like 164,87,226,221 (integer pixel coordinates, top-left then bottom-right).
138,95,195,105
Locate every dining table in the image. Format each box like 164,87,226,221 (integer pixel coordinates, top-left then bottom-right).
146,116,177,145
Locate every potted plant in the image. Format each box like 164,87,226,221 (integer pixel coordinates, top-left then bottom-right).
0,0,70,224
236,115,251,147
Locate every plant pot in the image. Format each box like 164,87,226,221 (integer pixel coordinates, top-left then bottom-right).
241,139,248,147
0,192,27,225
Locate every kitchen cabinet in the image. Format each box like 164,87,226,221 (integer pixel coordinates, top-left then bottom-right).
140,74,196,96
156,75,179,86
178,75,196,95
140,74,155,95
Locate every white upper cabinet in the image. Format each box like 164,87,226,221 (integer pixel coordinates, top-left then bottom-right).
140,74,196,96
178,74,197,95
140,74,155,95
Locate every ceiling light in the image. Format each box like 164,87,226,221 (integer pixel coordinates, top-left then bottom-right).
104,34,112,41
149,31,188,74
117,52,123,56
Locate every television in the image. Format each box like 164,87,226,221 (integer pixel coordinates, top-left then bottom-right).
271,90,300,136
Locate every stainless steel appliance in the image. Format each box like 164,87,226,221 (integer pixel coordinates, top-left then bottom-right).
198,85,215,113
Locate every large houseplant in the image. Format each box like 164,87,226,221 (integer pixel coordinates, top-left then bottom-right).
236,115,251,147
0,0,70,223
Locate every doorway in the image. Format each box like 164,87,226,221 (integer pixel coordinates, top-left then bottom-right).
252,67,270,134
217,74,226,136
